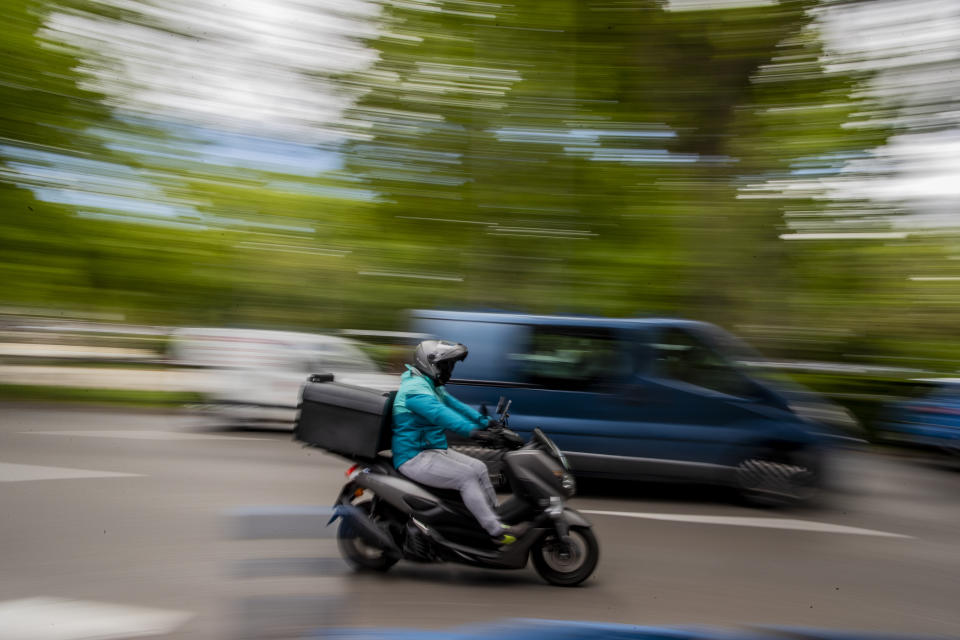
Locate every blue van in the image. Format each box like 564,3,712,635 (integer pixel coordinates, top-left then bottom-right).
411,310,849,504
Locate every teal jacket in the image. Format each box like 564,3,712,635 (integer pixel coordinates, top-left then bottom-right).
392,365,488,469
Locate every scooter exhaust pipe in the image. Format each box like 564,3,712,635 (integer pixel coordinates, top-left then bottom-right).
333,505,401,553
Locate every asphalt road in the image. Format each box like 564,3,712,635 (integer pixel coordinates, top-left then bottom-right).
1,404,959,639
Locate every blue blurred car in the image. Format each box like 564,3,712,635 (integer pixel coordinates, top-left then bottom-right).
316,617,947,640
878,379,960,455
411,310,853,504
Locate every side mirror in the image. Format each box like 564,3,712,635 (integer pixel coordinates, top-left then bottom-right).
495,396,507,414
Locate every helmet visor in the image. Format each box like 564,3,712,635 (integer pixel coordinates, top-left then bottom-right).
432,342,467,385
436,359,457,385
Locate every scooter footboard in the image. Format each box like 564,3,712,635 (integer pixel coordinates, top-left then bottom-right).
486,508,593,570
484,511,589,570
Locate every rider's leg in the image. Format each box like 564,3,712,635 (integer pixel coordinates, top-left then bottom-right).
399,449,503,536
445,448,497,507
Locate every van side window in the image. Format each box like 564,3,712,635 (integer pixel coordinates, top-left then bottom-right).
510,328,630,390
651,328,751,397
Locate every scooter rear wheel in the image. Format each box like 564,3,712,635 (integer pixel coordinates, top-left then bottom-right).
337,503,399,573
531,526,598,587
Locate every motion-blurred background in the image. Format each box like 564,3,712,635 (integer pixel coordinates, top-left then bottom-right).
3,0,960,441
4,2,960,638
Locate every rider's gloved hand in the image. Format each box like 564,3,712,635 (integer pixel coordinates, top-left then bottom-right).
470,429,499,445
500,429,524,447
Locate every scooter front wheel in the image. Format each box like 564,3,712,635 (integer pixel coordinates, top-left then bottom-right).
337,503,399,573
531,526,598,587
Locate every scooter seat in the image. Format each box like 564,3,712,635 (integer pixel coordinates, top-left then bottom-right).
376,459,465,499
395,474,468,503
421,485,466,503
402,479,521,522
375,455,517,524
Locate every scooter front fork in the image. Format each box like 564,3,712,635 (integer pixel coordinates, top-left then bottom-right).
546,497,574,552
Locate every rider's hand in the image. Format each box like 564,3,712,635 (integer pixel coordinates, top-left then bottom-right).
500,429,524,447
486,418,506,431
470,429,499,445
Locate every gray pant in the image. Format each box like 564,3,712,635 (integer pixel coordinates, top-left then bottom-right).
399,448,502,536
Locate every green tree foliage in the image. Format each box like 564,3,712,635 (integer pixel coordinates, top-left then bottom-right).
0,0,110,311
1,1,378,328
340,0,879,330
10,0,956,374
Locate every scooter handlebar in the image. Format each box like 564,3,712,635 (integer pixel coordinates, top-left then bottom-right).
498,428,525,449
469,427,524,450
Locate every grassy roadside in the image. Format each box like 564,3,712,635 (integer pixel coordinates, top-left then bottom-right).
0,384,203,408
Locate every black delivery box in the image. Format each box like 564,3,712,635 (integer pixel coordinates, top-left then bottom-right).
294,375,396,460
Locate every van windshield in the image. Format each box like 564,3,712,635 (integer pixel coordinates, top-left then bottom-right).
700,326,766,367
698,325,788,386
650,327,759,398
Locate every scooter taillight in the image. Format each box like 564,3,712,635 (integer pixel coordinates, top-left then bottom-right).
345,464,358,478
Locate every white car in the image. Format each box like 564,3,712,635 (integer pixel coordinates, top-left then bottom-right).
169,328,397,426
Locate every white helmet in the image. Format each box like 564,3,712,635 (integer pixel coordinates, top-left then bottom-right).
413,340,468,385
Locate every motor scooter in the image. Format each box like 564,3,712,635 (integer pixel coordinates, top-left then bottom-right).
328,397,599,586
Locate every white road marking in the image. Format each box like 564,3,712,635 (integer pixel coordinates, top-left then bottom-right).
0,597,192,639
0,463,140,483
580,510,912,538
25,430,262,441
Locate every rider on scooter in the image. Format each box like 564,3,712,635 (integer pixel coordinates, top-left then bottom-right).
392,340,530,545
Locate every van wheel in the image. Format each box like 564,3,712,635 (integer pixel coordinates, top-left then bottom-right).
337,503,398,572
736,451,820,507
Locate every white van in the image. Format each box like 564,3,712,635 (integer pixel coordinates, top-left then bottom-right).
170,328,397,426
